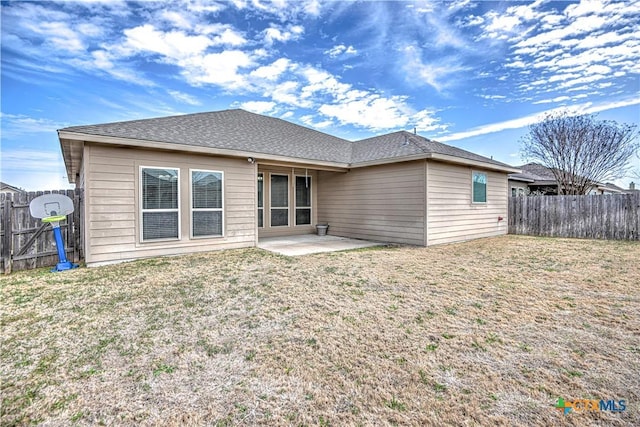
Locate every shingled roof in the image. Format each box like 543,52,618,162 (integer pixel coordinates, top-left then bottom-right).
352,131,515,169
60,109,351,164
59,109,516,171
508,163,571,184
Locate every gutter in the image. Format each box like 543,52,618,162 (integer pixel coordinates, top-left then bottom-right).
58,130,520,175
57,131,351,171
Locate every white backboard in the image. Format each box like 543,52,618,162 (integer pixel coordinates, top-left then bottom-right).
29,194,75,219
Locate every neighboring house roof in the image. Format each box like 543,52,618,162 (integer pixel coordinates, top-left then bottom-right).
515,163,557,181
59,109,519,182
0,181,24,193
509,163,634,194
597,183,626,194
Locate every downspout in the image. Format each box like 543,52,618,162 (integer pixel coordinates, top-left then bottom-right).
424,160,429,247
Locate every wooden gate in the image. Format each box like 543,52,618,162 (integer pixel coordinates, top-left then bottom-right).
1,189,83,273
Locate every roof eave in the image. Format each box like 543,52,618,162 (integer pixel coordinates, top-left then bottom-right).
427,153,521,173
349,153,430,168
57,131,350,170
58,130,520,174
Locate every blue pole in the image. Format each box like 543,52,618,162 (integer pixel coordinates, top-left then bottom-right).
52,225,69,263
49,221,77,272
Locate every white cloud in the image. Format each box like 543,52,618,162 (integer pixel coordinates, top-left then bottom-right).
439,97,640,142
532,95,570,105
167,90,201,106
270,81,308,107
239,100,277,114
26,21,85,52
319,95,413,130
479,94,507,100
161,10,193,29
299,115,333,129
0,147,73,189
402,45,469,91
263,24,304,45
212,28,247,46
479,0,640,99
1,149,62,171
124,25,212,59
0,113,67,138
250,58,293,81
411,109,446,132
300,67,351,100
0,149,72,190
325,44,358,58
179,50,254,88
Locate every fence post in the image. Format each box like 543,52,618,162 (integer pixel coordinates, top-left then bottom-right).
2,195,13,274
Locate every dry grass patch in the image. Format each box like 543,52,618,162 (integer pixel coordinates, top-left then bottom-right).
1,236,638,426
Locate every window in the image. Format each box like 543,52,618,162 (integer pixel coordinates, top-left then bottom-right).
191,170,223,237
295,176,312,225
270,174,289,227
257,173,264,228
141,167,179,241
472,171,487,203
511,187,517,197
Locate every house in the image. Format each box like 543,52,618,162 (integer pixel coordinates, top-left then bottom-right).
58,109,519,266
0,182,25,194
508,162,626,196
508,163,562,195
593,182,626,195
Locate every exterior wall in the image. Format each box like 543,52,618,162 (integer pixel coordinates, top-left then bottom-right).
83,143,255,265
317,160,426,245
426,161,508,246
257,165,317,238
508,180,529,196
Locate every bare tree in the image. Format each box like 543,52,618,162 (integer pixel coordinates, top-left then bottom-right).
521,110,639,195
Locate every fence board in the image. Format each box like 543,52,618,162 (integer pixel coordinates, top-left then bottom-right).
509,193,640,240
0,189,83,273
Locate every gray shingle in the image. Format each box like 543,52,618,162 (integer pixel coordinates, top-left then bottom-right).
62,109,351,163
61,109,513,169
352,131,515,168
511,163,558,181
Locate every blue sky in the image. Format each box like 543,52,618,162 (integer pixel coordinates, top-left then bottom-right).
1,0,639,190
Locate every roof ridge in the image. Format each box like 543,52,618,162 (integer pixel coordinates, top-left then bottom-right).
403,132,431,154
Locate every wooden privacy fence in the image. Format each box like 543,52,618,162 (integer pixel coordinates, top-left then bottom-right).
1,189,83,274
509,193,640,240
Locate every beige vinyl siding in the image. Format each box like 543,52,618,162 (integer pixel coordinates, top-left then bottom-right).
257,166,317,238
508,180,529,196
426,161,508,246
317,160,426,245
83,144,255,265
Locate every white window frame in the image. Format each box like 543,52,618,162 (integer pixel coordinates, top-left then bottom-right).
140,166,180,243
471,170,488,204
190,169,224,239
294,175,312,226
257,172,264,228
269,173,289,227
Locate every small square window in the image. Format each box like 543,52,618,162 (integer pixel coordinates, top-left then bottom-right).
472,172,487,203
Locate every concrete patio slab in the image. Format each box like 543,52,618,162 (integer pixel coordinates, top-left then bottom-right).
258,234,383,256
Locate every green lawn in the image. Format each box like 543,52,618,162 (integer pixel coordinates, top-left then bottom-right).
1,235,638,426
